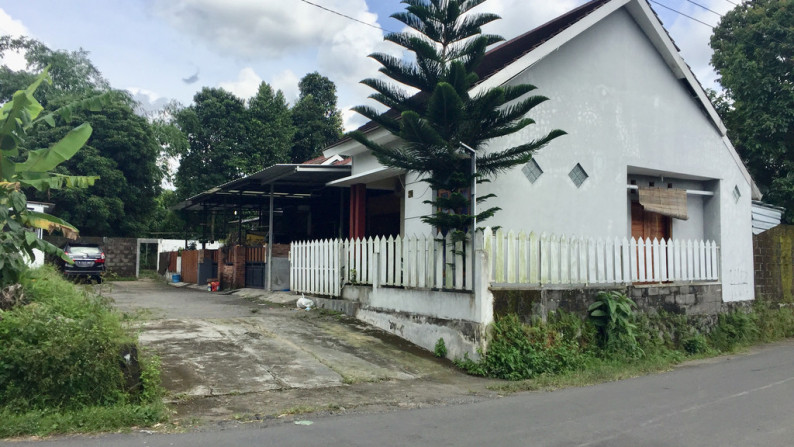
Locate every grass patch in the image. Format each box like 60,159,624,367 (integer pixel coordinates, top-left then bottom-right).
276,403,344,417
488,351,683,394
0,403,167,438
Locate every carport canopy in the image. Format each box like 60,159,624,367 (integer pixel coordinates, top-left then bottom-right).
172,164,351,213
172,163,351,290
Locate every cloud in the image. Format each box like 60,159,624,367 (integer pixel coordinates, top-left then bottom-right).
127,87,171,115
270,69,300,104
152,0,382,59
478,0,585,41
219,67,263,100
0,8,31,71
182,71,199,84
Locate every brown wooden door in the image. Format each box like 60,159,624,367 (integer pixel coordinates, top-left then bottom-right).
631,201,671,282
631,201,671,241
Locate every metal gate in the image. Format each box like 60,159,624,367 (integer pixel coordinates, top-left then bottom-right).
245,246,266,288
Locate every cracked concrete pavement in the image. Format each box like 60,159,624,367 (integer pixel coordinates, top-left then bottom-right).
108,279,499,424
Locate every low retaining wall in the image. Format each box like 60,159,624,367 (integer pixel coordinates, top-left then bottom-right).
356,308,483,360
340,285,485,359
493,283,724,321
492,283,752,335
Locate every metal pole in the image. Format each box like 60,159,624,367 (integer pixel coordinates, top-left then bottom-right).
460,143,476,293
266,183,274,291
237,191,243,246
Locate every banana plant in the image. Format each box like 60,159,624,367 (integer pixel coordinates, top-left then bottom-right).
0,67,109,286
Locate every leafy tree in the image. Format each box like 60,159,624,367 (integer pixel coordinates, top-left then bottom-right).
0,69,103,287
147,190,187,238
1,37,162,236
711,0,794,222
26,94,162,236
175,82,309,199
350,0,565,239
174,87,251,199
149,100,189,186
0,36,109,105
290,72,344,163
248,82,294,166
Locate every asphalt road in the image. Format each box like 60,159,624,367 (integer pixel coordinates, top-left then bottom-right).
8,338,794,446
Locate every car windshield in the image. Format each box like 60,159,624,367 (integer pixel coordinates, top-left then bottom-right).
68,246,102,255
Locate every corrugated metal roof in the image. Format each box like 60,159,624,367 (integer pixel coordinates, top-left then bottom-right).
752,201,784,235
172,163,351,212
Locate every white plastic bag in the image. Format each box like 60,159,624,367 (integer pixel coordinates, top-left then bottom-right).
296,295,313,310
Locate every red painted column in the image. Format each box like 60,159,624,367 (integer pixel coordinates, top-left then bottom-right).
349,184,366,239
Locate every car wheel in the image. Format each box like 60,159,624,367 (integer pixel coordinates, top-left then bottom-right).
94,275,103,284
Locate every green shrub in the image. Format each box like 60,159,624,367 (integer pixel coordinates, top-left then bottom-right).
0,266,159,412
456,314,585,380
752,301,794,341
682,334,710,355
588,291,642,358
708,309,757,352
434,338,447,358
547,310,598,352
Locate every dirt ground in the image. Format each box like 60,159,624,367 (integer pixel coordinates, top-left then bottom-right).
107,279,503,427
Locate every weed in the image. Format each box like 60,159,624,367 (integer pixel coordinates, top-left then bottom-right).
0,403,166,438
682,334,710,355
709,310,757,352
455,314,585,380
588,291,641,358
434,338,447,358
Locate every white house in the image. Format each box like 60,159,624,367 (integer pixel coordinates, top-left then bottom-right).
322,0,758,304
25,201,54,268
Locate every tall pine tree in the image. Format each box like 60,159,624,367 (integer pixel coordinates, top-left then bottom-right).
350,0,565,240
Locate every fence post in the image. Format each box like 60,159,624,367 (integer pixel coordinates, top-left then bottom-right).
474,230,494,328
372,238,380,290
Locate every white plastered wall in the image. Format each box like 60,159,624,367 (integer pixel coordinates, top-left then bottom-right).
347,6,755,302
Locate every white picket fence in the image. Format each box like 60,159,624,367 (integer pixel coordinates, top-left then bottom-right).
290,228,720,296
483,228,719,285
290,234,472,296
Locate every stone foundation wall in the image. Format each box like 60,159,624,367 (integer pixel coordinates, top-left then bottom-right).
492,283,746,330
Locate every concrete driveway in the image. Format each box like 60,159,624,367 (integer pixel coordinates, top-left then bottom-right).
108,279,492,422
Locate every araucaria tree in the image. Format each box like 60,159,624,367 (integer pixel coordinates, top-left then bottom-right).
350,0,565,240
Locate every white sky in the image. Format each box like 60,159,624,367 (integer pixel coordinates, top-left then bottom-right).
0,0,734,131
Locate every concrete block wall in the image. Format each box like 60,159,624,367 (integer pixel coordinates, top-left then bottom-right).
44,236,137,277
753,225,794,302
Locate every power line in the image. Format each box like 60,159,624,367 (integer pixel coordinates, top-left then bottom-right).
683,0,723,17
649,0,716,29
298,0,396,34
721,0,739,6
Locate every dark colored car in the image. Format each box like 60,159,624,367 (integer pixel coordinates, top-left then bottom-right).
60,243,106,282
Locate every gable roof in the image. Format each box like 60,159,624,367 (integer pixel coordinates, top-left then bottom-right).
473,0,611,83
330,0,611,141
327,0,759,199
